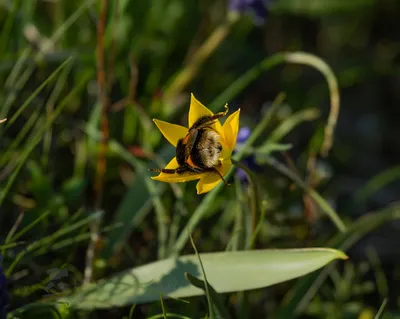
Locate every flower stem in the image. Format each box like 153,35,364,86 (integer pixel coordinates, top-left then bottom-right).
231,159,260,249
264,156,346,233
171,93,285,256
210,51,340,158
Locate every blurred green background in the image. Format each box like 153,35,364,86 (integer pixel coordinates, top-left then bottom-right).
1,0,400,318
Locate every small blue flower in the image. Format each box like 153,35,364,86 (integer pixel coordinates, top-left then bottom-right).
228,0,271,24
235,126,260,183
237,126,251,144
0,255,8,319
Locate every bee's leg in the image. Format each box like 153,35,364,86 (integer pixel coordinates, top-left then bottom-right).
210,103,229,120
192,104,229,130
181,129,198,161
148,168,177,174
211,167,230,186
202,104,229,126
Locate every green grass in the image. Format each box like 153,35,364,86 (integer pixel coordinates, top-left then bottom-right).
1,0,400,318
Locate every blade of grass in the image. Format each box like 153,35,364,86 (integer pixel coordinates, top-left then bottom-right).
1,0,95,124
1,51,35,126
210,51,339,157
208,54,286,112
7,210,51,243
146,314,191,319
35,223,122,256
0,241,27,252
108,139,170,259
267,108,320,143
283,52,339,156
159,294,168,319
264,156,346,232
6,211,103,276
163,14,239,104
0,68,92,208
354,165,400,204
0,106,41,168
84,122,172,260
0,0,20,57
226,176,246,251
128,305,136,319
3,212,24,246
83,0,109,286
276,202,400,318
231,159,261,249
374,298,388,319
42,57,74,167
189,232,213,318
4,57,73,129
185,273,232,319
365,246,388,298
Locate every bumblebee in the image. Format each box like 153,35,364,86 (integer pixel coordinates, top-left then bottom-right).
149,106,230,185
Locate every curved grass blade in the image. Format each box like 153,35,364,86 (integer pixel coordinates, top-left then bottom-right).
185,273,232,319
210,51,339,157
0,69,92,208
354,166,400,205
4,57,72,129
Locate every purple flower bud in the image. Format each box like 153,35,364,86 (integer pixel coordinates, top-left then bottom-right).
234,126,260,184
237,126,252,144
229,0,270,24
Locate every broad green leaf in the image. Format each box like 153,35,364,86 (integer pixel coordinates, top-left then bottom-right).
61,248,347,309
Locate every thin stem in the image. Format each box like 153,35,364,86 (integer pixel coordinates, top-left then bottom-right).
84,0,108,285
210,51,340,158
283,52,339,157
164,15,239,103
171,93,285,256
264,156,346,233
231,159,259,249
189,233,213,318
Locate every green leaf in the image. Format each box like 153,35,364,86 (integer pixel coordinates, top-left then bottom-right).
61,248,347,310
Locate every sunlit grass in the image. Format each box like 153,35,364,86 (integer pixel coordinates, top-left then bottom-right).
1,0,399,318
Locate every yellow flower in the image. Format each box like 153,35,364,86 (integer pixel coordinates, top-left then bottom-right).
151,93,240,194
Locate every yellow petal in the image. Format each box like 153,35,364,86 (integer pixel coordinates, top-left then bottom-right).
188,93,222,134
219,138,231,161
151,157,204,183
153,119,188,147
196,159,233,194
222,109,240,153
